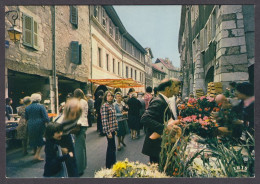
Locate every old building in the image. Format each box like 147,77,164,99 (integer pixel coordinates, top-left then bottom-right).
5,6,91,112
152,64,167,89
89,6,147,94
154,58,181,79
178,5,254,98
144,47,153,88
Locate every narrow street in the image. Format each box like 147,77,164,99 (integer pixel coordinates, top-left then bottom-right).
6,123,148,178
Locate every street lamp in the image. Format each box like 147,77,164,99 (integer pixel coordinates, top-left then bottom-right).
5,10,22,43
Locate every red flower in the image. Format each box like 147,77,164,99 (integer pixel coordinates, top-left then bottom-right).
204,108,209,111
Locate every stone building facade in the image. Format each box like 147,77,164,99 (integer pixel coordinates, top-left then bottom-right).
154,58,181,79
144,47,153,89
5,6,91,112
152,64,167,89
89,6,147,95
178,5,254,98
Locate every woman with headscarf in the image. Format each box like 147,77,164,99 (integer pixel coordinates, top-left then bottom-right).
26,93,50,161
73,88,88,176
101,91,118,168
16,96,31,155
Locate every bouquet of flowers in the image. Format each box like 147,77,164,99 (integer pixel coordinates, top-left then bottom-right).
94,159,169,178
178,96,219,138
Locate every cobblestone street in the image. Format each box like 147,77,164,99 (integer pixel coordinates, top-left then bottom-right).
6,123,148,178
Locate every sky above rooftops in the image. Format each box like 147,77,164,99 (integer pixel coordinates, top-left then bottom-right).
113,5,181,68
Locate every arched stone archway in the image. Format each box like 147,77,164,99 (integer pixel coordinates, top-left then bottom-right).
205,66,214,86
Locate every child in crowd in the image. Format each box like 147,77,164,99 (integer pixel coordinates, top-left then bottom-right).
43,123,73,177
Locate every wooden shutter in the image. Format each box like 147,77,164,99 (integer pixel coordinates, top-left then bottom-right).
70,6,78,28
71,41,80,64
33,20,38,48
23,14,33,47
115,27,119,41
79,44,82,65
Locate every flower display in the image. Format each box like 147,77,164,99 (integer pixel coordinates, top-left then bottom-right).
177,96,219,138
94,159,169,178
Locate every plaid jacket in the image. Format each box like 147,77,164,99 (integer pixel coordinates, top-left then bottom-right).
101,102,118,135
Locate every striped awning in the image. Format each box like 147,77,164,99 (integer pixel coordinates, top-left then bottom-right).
88,78,144,88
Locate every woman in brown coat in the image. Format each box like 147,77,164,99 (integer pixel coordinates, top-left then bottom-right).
16,96,31,155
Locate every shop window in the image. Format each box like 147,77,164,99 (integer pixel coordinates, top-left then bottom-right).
70,6,78,28
70,41,82,65
22,13,39,50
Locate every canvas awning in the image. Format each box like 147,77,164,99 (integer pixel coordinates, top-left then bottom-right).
88,78,144,88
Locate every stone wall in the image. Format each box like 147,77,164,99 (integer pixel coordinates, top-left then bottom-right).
55,6,91,82
216,5,249,88
5,6,52,76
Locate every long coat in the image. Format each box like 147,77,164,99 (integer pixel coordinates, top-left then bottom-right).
141,94,173,158
127,97,142,130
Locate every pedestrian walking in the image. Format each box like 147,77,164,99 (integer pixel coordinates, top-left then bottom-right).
73,88,88,176
16,96,31,155
127,92,142,139
113,92,128,151
43,123,73,177
144,86,153,110
101,91,118,168
58,98,82,177
137,92,145,137
94,90,105,136
5,97,13,121
86,94,95,127
25,93,50,161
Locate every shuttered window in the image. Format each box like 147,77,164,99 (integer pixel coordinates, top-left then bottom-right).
115,27,119,42
33,21,38,48
200,28,204,52
70,6,78,28
109,19,113,37
94,6,99,19
22,14,39,50
70,41,82,65
102,8,106,29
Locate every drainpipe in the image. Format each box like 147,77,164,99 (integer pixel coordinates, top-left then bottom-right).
89,6,93,94
51,6,58,113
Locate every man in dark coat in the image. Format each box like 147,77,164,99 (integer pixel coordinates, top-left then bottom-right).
141,78,181,164
232,82,254,136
